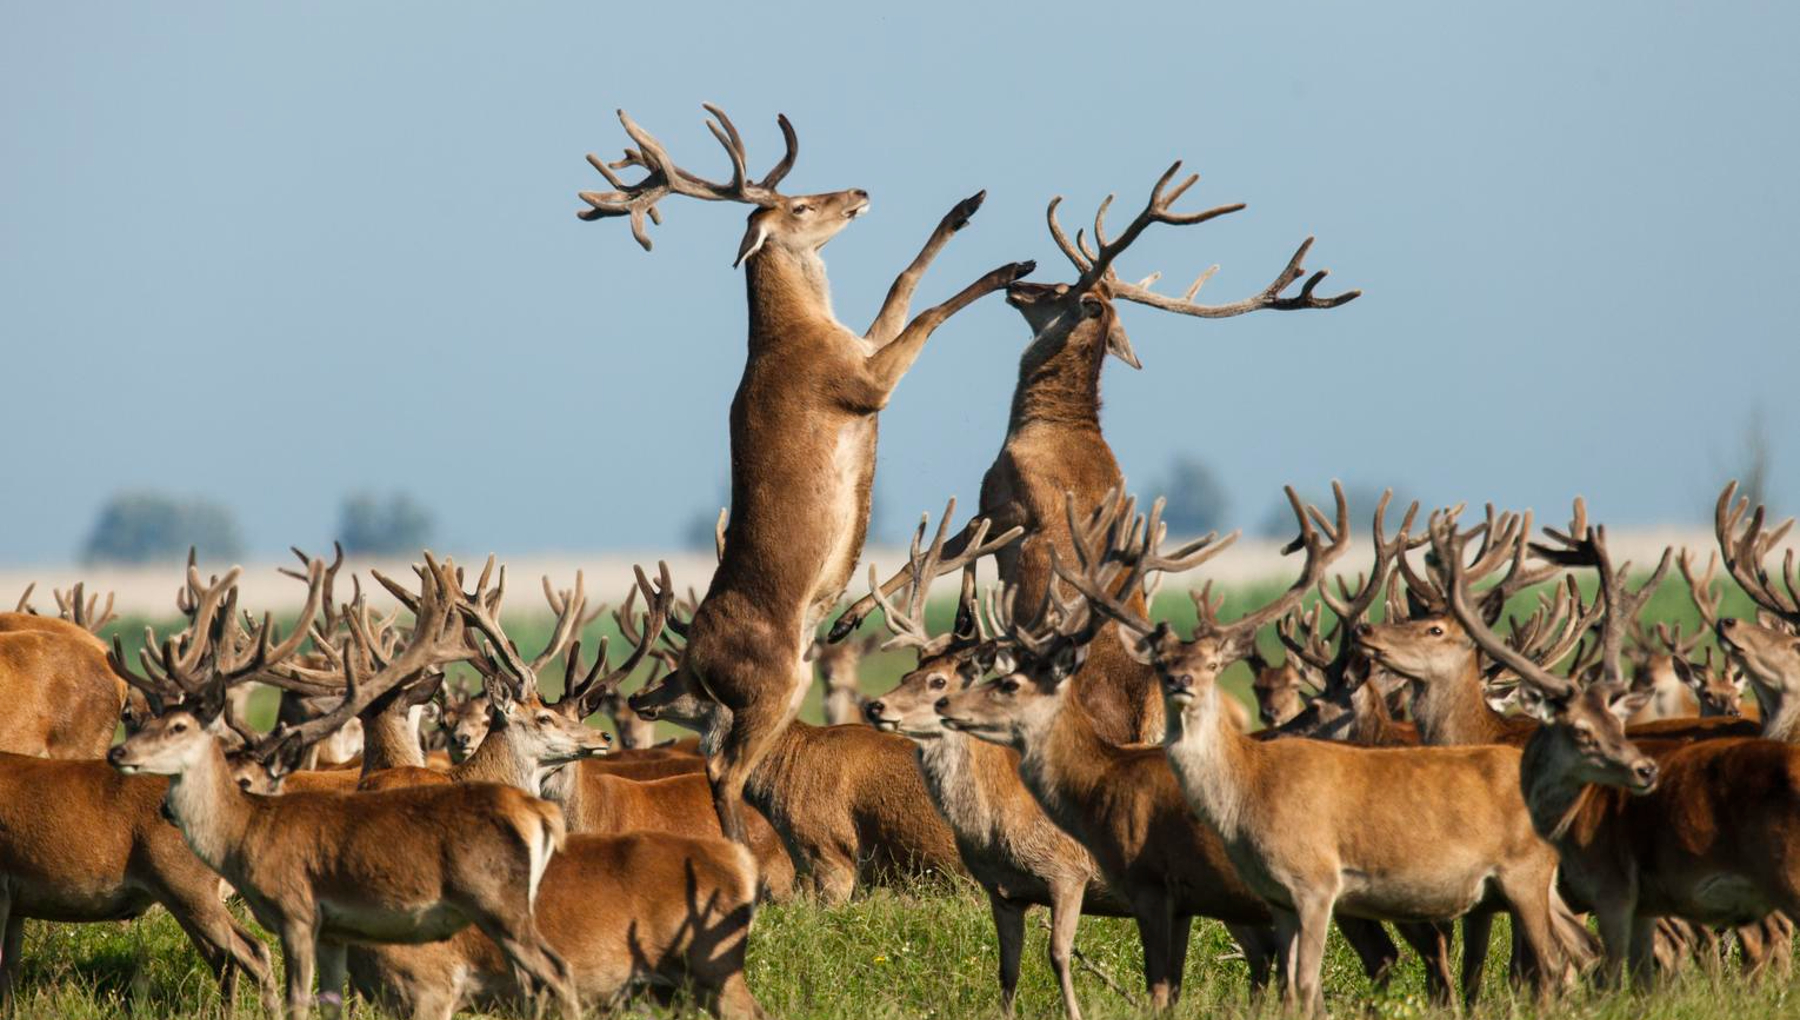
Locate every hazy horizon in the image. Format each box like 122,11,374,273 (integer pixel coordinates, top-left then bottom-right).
3,1,1795,566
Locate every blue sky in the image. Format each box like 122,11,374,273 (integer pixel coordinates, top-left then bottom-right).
2,1,1795,563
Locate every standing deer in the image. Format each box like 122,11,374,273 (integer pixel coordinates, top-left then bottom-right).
580,105,1034,841
813,631,878,726
106,555,580,1020
865,502,1131,1019
1060,487,1567,1015
1430,504,1800,989
836,165,1357,746
1713,482,1800,741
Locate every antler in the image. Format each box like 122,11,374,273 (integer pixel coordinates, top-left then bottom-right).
562,563,677,717
55,583,118,633
1430,510,1580,700
1278,492,1420,688
1530,498,1673,686
1678,549,1724,632
869,498,1023,656
1194,483,1351,648
1715,481,1800,626
1045,161,1359,315
578,104,798,249
1052,487,1239,638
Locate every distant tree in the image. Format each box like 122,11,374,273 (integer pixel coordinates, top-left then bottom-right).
81,492,244,565
1154,455,1229,536
337,492,434,556
1256,482,1415,539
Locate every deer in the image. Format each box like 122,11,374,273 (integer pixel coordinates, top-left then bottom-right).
861,502,1134,1019
580,105,1035,843
1,582,135,757
1661,554,1748,720
1713,482,1800,741
1429,503,1800,989
439,683,492,762
592,677,661,749
813,631,878,726
348,830,764,1020
835,163,1359,746
932,486,1459,1010
105,554,581,1020
1248,647,1315,729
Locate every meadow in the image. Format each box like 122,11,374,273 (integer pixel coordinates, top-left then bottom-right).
21,574,1793,1019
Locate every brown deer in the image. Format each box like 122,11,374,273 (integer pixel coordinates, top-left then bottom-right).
933,488,1458,1010
813,631,878,726
1248,646,1314,729
836,163,1359,746
865,503,1130,1019
0,583,132,757
106,555,580,1020
1431,505,1800,988
1058,487,1566,1014
581,105,1034,842
348,831,763,1020
1714,482,1800,741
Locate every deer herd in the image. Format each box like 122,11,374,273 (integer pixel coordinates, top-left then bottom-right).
1,104,1795,1020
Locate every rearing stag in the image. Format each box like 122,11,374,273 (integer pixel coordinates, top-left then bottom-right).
580,106,1033,840
837,163,1358,743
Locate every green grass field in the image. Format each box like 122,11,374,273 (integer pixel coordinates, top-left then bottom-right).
32,574,1792,1018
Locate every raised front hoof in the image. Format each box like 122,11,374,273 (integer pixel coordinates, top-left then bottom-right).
826,613,864,643
944,190,987,232
991,260,1036,288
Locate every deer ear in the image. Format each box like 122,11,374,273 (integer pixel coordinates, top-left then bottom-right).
734,217,771,268
1668,656,1700,691
990,647,1018,678
1120,625,1158,666
1608,689,1653,724
1049,642,1086,682
1103,316,1142,369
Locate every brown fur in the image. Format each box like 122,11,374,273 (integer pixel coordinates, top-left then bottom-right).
0,614,127,758
0,751,277,1009
349,833,763,1020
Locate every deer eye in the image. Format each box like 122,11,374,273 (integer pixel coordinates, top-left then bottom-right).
237,778,252,791
928,676,946,690
537,714,554,725
791,203,812,215
998,679,1020,695
1427,626,1444,637
171,721,188,734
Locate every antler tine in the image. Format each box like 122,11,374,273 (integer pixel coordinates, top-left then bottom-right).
1715,481,1800,624
1677,549,1724,632
567,563,676,716
530,571,600,673
1071,161,1246,297
451,559,538,702
1045,197,1092,274
1107,227,1362,318
1430,510,1578,700
1217,482,1351,643
1527,500,1672,686
1277,603,1337,674
579,106,792,247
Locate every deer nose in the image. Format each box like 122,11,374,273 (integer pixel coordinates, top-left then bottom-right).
1633,760,1659,788
864,700,885,722
852,189,869,199
934,697,951,714
106,746,126,765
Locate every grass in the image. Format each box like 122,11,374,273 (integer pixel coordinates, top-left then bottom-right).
8,884,1797,1018
45,575,1787,1017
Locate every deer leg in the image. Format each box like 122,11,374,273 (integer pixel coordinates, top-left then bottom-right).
1334,916,1399,990
1166,913,1193,1006
864,191,988,346
478,914,579,1020
1129,891,1176,1011
986,892,1025,1019
279,920,319,1020
705,693,796,847
157,877,278,1012
314,939,348,1020
0,891,17,1007
1224,923,1281,996
1288,897,1334,1019
861,261,1036,406
1391,921,1456,1005
1499,876,1562,1004
1627,915,1660,990
1457,910,1494,1004
1045,882,1086,1020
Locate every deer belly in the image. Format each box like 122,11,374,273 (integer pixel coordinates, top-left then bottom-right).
1683,873,1775,925
808,419,875,622
1334,867,1494,922
320,898,470,944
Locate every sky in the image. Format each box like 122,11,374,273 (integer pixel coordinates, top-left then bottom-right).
2,1,1796,565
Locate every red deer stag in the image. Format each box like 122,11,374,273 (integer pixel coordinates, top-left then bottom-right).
2,582,134,756
838,163,1358,745
580,105,1034,841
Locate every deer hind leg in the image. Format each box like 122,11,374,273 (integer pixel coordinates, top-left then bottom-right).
706,691,801,846
1286,897,1335,1019
0,892,18,1007
1388,920,1456,1005
1129,891,1176,1010
1740,912,1794,979
1497,872,1562,1004
985,893,1026,1019
157,876,278,1012
1224,923,1281,997
474,913,579,1020
314,939,348,1020
278,919,320,1020
1456,910,1495,1004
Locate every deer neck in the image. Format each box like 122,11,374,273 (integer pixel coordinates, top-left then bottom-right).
913,731,999,838
1409,654,1510,746
164,740,253,874
1163,686,1260,842
1016,694,1120,831
1008,318,1106,433
1757,687,1800,743
743,718,813,802
359,704,425,775
1518,729,1599,844
745,247,837,340
451,719,539,792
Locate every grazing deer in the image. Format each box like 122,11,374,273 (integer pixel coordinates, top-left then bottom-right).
837,164,1358,745
581,105,1034,842
1431,504,1800,988
813,631,877,726
349,831,764,1020
0,752,279,1011
106,555,580,1020
1,583,132,757
933,489,1455,1010
864,503,1132,1019
1056,487,1565,1014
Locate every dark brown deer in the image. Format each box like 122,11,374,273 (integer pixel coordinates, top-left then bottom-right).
837,164,1358,745
580,105,1034,841
1434,505,1800,989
